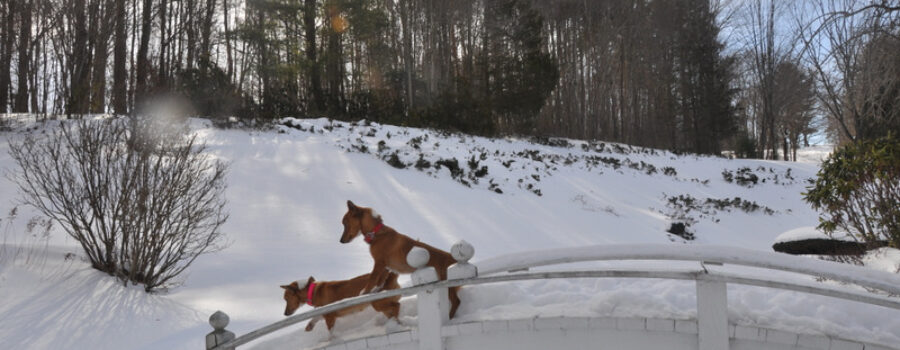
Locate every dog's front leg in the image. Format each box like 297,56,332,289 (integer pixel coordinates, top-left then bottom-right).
363,262,388,294
305,316,321,331
370,268,392,293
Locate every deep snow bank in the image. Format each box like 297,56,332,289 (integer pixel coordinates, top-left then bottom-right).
1,117,897,349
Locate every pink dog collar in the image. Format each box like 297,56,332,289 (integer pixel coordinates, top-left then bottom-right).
306,282,316,306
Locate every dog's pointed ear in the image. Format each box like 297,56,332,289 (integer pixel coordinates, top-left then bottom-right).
347,200,358,211
280,285,289,290
283,281,301,292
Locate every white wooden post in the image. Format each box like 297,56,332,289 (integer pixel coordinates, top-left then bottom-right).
696,263,728,350
206,310,236,350
448,240,477,280
408,247,443,350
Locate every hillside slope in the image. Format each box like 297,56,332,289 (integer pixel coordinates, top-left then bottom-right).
1,118,896,349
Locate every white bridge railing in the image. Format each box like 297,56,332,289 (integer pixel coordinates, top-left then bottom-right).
205,243,900,350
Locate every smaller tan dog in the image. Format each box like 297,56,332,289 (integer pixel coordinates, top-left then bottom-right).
281,273,401,331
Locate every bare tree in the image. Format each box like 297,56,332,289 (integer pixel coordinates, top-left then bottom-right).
744,0,782,159
7,117,229,291
773,61,816,161
796,0,900,144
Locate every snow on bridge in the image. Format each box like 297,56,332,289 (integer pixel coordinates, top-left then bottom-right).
205,243,900,350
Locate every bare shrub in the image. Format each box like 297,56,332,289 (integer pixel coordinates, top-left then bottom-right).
7,117,228,291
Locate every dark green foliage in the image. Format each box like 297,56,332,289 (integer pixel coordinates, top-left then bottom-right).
663,194,776,227
532,136,572,148
414,155,431,170
435,158,463,178
673,2,738,155
474,166,488,178
408,136,425,150
489,180,503,194
667,222,694,241
734,133,758,159
175,63,242,118
468,155,480,170
722,167,759,186
384,152,406,169
804,136,900,247
486,0,559,134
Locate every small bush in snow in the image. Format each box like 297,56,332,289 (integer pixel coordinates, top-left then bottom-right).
385,152,407,169
468,155,480,170
473,166,488,178
722,167,759,186
531,136,572,148
663,194,775,226
0,116,11,131
667,222,695,241
435,158,463,178
414,155,431,170
7,117,228,292
805,136,900,248
408,136,425,150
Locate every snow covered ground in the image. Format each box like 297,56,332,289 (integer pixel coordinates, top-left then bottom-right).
1,116,897,349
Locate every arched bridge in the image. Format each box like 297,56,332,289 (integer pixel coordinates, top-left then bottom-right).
204,243,900,350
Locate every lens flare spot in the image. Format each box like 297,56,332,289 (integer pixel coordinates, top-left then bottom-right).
331,15,348,33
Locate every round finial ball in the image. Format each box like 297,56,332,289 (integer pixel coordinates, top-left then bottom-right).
209,310,230,330
451,240,474,262
407,247,430,268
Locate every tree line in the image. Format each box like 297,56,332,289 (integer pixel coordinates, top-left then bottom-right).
0,0,897,156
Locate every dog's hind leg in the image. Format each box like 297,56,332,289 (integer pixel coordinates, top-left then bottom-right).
372,299,401,321
324,314,337,331
305,316,321,331
448,286,461,319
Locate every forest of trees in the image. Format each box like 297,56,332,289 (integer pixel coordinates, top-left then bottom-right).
0,0,897,157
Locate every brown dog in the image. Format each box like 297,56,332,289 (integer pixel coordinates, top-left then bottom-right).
340,200,461,319
280,273,401,331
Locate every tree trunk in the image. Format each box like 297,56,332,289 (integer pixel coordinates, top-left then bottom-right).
113,0,128,114
135,0,153,103
68,0,92,115
30,35,39,113
304,0,324,112
200,0,215,70
0,0,17,113
158,0,168,88
223,0,233,79
400,0,413,110
91,0,114,113
14,0,32,113
186,0,196,70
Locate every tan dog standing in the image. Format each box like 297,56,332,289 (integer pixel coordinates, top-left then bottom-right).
340,200,461,319
280,273,401,331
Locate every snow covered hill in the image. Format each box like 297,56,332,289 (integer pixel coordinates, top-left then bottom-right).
0,117,896,349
